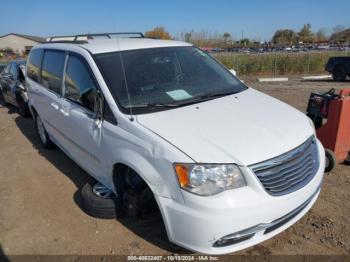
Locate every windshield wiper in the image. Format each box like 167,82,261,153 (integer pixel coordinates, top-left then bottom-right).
125,103,179,109
200,91,238,99
125,91,237,110
174,91,238,106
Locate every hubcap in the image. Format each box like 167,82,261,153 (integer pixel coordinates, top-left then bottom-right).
92,183,116,199
36,116,47,144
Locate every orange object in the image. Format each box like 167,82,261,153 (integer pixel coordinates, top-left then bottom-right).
316,88,350,163
174,164,190,187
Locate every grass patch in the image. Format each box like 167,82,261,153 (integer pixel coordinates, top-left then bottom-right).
214,51,350,76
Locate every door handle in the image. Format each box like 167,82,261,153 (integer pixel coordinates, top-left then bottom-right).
50,102,59,110
59,108,69,116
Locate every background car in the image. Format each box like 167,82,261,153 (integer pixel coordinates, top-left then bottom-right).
325,56,350,81
0,59,30,117
0,63,6,73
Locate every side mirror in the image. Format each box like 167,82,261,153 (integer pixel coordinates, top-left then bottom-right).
229,69,237,76
93,91,104,120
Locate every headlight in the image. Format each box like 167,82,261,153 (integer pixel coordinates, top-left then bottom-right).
174,163,246,196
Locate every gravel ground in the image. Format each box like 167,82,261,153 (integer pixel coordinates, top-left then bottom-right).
0,78,350,257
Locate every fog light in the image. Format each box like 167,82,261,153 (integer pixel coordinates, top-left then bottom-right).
213,232,255,247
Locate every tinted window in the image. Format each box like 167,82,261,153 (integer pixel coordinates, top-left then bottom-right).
3,64,11,74
10,63,18,79
41,50,65,94
64,54,97,111
27,49,43,81
95,47,246,114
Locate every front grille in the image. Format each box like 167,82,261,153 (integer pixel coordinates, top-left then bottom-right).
250,136,319,196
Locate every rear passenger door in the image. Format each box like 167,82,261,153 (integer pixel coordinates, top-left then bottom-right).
59,53,103,178
35,50,67,146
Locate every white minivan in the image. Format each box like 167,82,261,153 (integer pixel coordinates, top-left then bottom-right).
26,33,325,255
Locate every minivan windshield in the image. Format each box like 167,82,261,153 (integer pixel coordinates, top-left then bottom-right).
95,46,247,114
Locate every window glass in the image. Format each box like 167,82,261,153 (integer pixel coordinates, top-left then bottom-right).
95,47,246,114
64,54,97,111
4,64,11,74
10,63,18,79
27,49,43,82
41,50,65,94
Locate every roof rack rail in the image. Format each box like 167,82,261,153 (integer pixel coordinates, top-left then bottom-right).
46,32,145,42
43,40,89,44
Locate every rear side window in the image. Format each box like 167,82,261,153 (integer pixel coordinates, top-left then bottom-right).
41,50,65,94
27,49,43,82
64,54,98,111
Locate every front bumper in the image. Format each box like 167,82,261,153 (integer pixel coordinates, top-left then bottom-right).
156,140,325,254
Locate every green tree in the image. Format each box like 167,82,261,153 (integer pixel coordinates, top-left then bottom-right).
298,23,314,43
145,27,172,40
315,28,328,42
330,27,350,44
223,32,231,41
272,29,297,45
184,32,192,42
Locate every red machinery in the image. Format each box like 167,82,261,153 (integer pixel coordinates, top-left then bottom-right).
307,88,350,172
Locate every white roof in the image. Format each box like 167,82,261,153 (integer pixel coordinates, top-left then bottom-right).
37,38,192,54
83,38,192,54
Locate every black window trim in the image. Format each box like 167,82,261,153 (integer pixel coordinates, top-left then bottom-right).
40,49,67,96
27,47,117,125
27,48,44,83
63,51,118,124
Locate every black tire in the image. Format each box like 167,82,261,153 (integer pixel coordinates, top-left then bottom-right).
17,96,30,118
81,183,118,219
333,65,347,82
325,149,337,173
34,113,56,149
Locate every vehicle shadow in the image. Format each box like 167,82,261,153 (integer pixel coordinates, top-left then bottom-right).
14,115,190,254
0,102,19,115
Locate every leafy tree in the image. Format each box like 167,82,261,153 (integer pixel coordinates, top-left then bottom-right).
272,29,297,45
315,28,328,42
298,23,314,43
145,27,172,40
223,32,231,41
330,27,350,44
332,25,346,34
184,32,192,42
240,38,250,47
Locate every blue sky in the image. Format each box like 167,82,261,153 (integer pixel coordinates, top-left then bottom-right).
1,0,349,41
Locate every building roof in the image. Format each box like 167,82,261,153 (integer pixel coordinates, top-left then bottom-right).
36,38,192,54
0,33,46,43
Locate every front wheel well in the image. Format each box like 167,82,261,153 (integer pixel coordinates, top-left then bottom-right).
112,163,151,195
112,163,159,217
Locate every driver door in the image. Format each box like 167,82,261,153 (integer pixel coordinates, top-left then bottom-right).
58,53,105,180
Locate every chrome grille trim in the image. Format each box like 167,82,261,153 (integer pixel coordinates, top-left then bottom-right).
250,136,319,196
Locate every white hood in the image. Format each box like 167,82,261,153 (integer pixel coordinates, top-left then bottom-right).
136,88,314,166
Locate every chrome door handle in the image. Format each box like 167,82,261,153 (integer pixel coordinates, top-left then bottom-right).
50,102,59,110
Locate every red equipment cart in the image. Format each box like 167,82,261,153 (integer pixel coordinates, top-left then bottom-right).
307,88,350,172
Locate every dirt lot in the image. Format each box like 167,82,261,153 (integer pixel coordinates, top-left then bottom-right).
0,78,350,257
